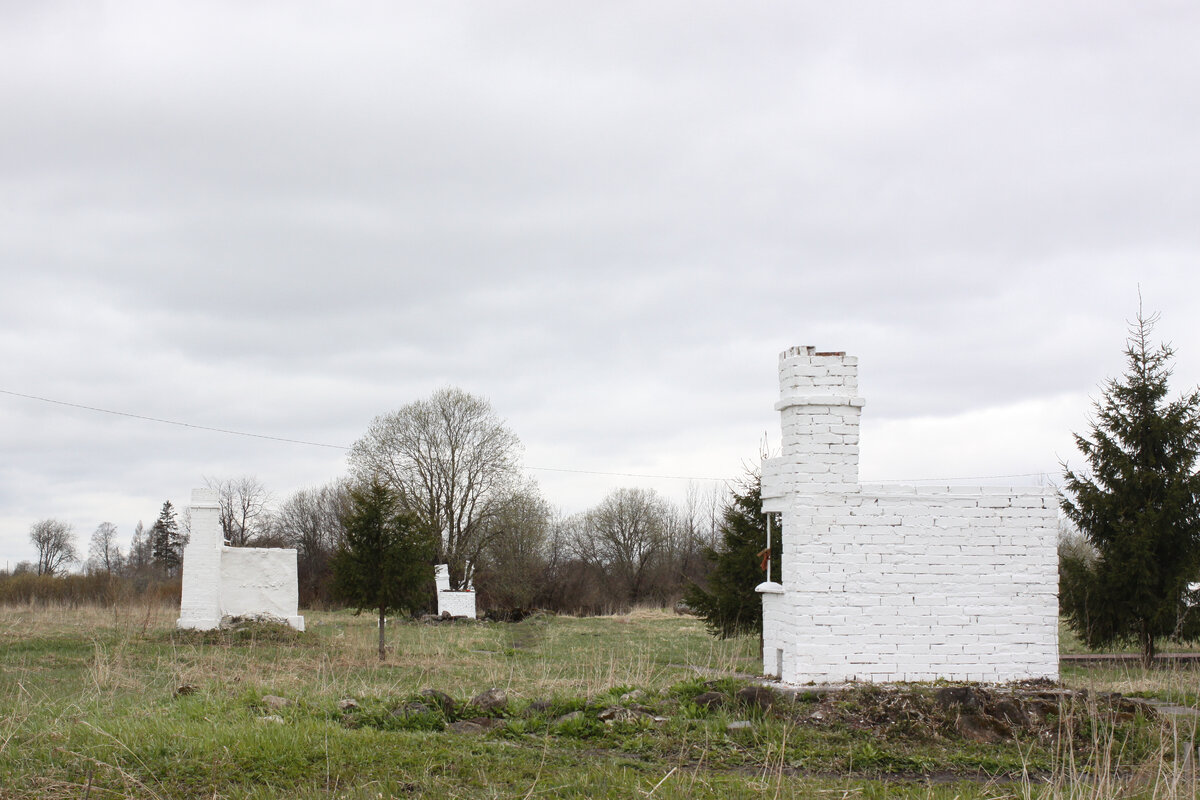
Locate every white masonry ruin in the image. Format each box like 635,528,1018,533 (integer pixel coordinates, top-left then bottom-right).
435,564,477,618
178,488,305,631
759,347,1058,683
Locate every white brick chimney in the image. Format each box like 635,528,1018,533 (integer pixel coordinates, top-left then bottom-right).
761,346,863,511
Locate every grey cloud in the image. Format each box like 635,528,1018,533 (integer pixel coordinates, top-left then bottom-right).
2,2,1199,563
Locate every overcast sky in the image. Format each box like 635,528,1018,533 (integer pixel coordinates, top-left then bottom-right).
2,2,1198,567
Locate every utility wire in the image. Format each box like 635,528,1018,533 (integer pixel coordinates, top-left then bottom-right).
0,388,348,450
0,388,728,481
0,387,1056,485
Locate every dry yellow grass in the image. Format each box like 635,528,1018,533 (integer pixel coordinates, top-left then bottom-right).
2,602,1199,799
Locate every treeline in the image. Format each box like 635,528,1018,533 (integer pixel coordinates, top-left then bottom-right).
10,476,732,615
13,389,748,616
0,572,180,607
230,478,728,614
477,484,725,615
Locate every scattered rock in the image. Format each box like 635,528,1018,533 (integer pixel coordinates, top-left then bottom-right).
221,613,285,630
524,700,552,716
934,687,983,711
692,691,726,710
258,715,285,724
598,706,635,722
419,689,456,715
337,698,359,711
470,687,508,713
955,712,1011,744
990,698,1029,727
392,702,433,718
597,706,661,725
261,695,292,710
173,684,198,697
673,600,698,616
736,685,780,712
1025,699,1060,723
1118,698,1158,719
553,711,583,725
419,612,475,625
465,716,506,730
726,720,753,731
446,720,485,735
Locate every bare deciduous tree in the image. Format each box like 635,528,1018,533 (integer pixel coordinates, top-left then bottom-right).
476,484,552,609
656,482,728,600
205,475,273,546
29,519,78,576
573,487,670,605
684,481,726,551
125,520,154,577
272,481,350,606
348,387,522,590
87,521,123,575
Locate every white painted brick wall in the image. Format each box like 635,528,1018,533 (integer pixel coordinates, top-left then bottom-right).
760,349,1058,684
178,490,223,629
435,563,477,617
221,547,304,623
439,591,477,618
178,488,304,631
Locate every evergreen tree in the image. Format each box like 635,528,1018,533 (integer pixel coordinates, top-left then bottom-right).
683,474,780,638
332,481,437,660
1061,311,1200,665
149,501,182,577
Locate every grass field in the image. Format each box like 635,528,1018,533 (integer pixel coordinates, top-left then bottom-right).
0,604,1198,799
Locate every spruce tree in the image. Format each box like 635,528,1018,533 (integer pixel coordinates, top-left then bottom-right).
1061,311,1200,664
149,501,182,577
684,475,780,638
332,481,437,660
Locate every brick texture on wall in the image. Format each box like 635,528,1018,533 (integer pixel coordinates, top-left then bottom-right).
760,348,1058,683
435,563,478,618
178,488,305,632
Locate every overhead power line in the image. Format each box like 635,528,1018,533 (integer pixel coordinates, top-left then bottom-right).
0,389,348,450
0,388,728,481
0,387,1057,486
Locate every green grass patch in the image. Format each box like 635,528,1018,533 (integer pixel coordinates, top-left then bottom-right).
0,605,1195,798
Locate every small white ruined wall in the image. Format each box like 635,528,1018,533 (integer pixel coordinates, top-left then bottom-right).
439,590,478,618
435,563,476,618
178,489,304,631
220,548,303,620
760,347,1058,683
